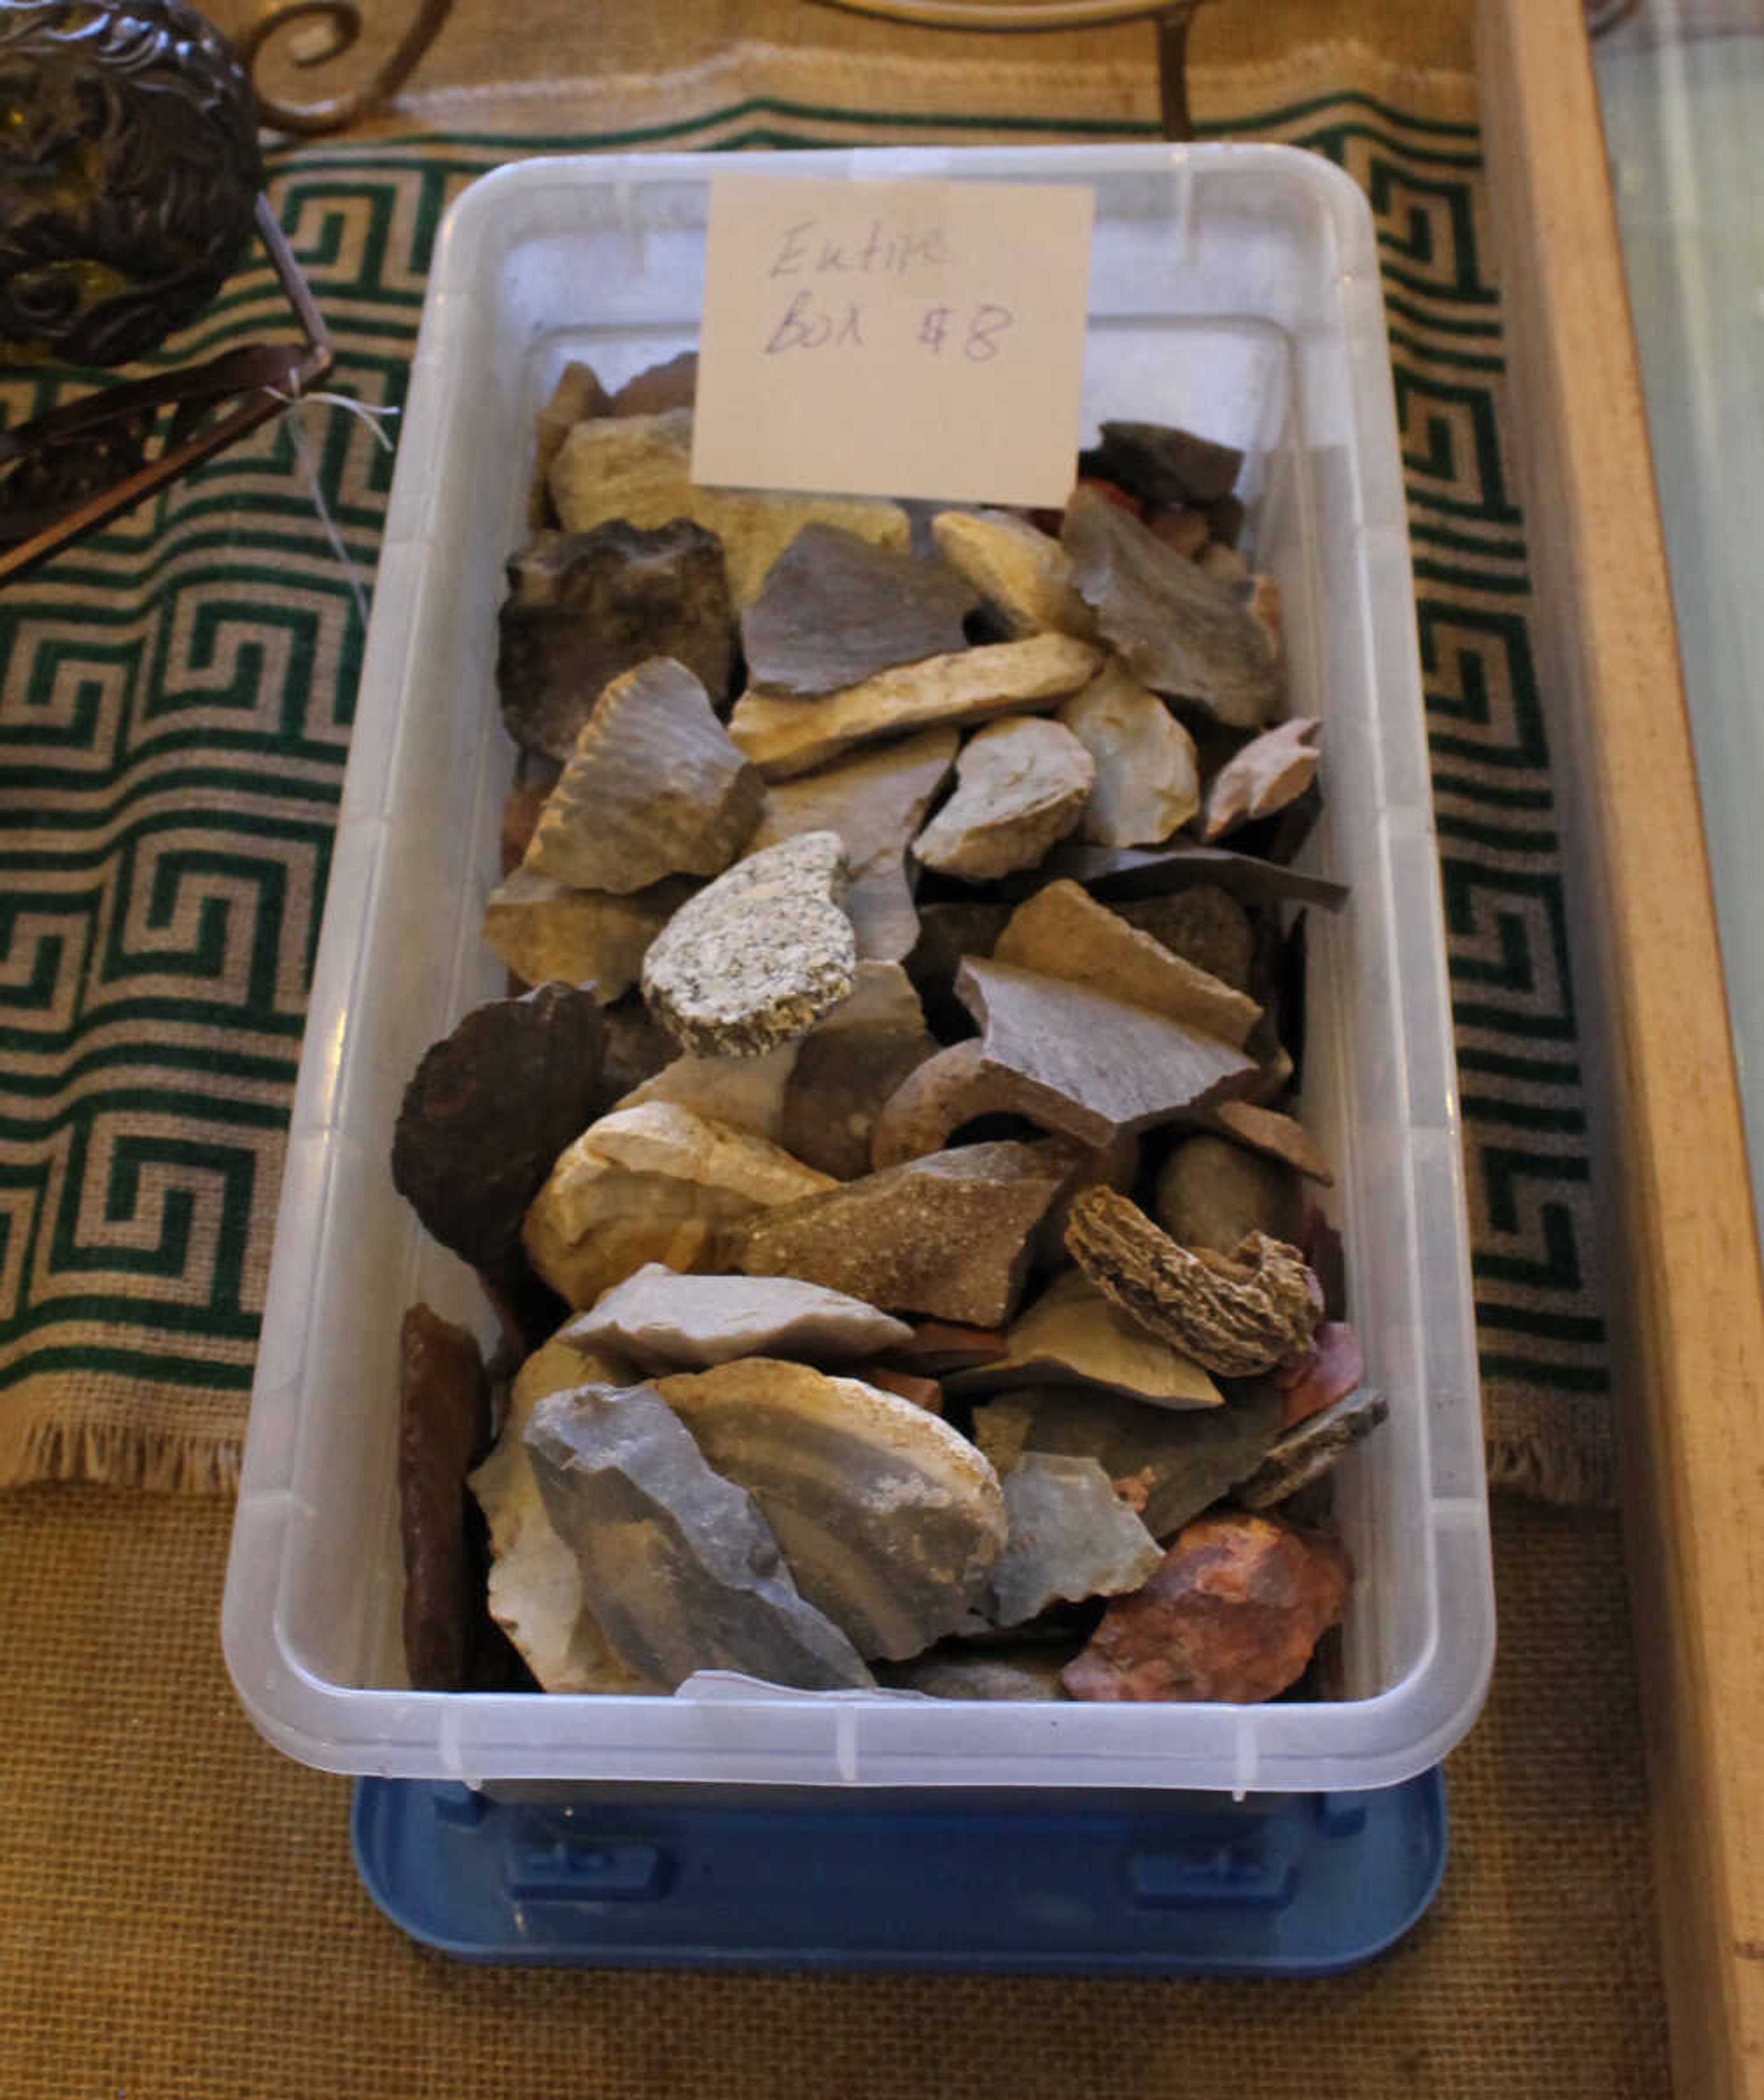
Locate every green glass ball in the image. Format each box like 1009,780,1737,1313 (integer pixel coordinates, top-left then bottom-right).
0,0,263,367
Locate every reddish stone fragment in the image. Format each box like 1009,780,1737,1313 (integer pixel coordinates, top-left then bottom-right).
854,1364,944,1413
1060,1510,1351,1704
399,1304,494,1691
500,782,551,875
1146,506,1210,560
1275,1321,1366,1429
1074,475,1144,518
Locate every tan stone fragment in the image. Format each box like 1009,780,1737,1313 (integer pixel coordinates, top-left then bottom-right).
1207,1099,1335,1184
548,408,909,604
930,507,1097,640
1057,661,1200,847
949,1267,1221,1409
728,634,1101,780
482,866,692,1000
1200,717,1321,843
912,717,1095,882
522,1101,834,1307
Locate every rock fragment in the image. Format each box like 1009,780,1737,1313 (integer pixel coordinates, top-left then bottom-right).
912,716,1095,881
522,1101,835,1307
750,727,958,960
990,1452,1164,1626
611,350,697,416
728,634,1101,779
482,867,692,1001
1235,1388,1388,1509
929,507,1097,639
527,1382,873,1691
971,1381,1283,1540
655,1357,1007,1659
560,1263,912,1372
1206,1099,1334,1183
1061,487,1280,729
731,1138,1072,1327
390,982,606,1284
1201,717,1322,843
1083,420,1244,508
1065,1188,1321,1378
1153,1134,1302,1252
949,1268,1221,1409
498,521,736,762
778,962,940,1178
527,361,612,526
742,524,978,696
1037,839,1349,914
398,1304,495,1690
1061,1510,1351,1702
1057,661,1200,846
641,832,856,1058
882,1651,1071,1699
1274,1321,1364,1429
548,408,910,604
521,658,763,893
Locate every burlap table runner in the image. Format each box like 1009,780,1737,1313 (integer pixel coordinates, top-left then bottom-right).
0,27,1615,1503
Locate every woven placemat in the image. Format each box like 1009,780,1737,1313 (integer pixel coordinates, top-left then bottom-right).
0,42,1613,1503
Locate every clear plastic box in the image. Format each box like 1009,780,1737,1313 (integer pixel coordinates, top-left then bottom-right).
222,143,1494,1795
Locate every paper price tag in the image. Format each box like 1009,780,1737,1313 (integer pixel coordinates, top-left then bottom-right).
692,174,1095,509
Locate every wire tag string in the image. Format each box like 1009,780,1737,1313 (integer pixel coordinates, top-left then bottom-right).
262,385,401,634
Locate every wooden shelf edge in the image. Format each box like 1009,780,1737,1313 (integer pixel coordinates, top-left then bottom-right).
1477,3,1764,2094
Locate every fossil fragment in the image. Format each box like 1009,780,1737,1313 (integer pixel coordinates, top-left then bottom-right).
949,1268,1221,1409
398,1304,496,1690
953,956,1258,1149
1057,660,1201,846
1061,1510,1351,1702
482,867,693,1001
912,716,1096,881
929,506,1097,640
1061,486,1280,729
641,831,856,1058
469,1336,648,1693
731,1138,1073,1327
971,1380,1283,1540
390,982,606,1284
990,1452,1164,1627
1235,1387,1388,1509
1065,1189,1322,1378
1201,717,1322,843
654,1358,1007,1659
728,634,1102,779
749,727,958,960
498,521,736,761
992,880,1261,1047
560,1263,912,1372
1153,1134,1302,1253
527,1382,874,1691
521,658,763,893
522,1101,835,1308
741,523,978,696
1083,420,1245,508
548,408,910,603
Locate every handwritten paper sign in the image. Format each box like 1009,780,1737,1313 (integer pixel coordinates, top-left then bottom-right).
691,174,1095,509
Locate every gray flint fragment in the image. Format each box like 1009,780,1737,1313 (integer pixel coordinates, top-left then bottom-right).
561,1263,912,1372
990,1452,1163,1627
1234,1388,1389,1510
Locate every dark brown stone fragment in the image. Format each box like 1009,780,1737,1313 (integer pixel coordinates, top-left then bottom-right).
1031,841,1349,913
1084,420,1245,508
498,520,736,761
1114,885,1256,991
1235,1387,1387,1509
391,982,606,1285
611,351,698,416
399,1304,494,1691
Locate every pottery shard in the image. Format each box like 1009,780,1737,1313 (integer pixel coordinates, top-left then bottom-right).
1235,1387,1388,1509
522,1101,836,1308
391,982,606,1284
654,1357,1006,1659
561,1263,912,1372
1061,487,1280,729
527,1382,874,1691
742,523,978,697
750,727,958,961
731,1138,1072,1327
912,716,1095,881
1057,660,1200,846
482,867,694,1001
991,1452,1164,1627
1115,886,1255,992
953,955,1259,1150
1061,1510,1351,1703
1065,1188,1321,1378
521,659,763,894
398,1304,495,1690
1154,1134,1301,1253
929,507,1097,640
469,1336,649,1693
1201,717,1322,843
949,1268,1221,1410
498,521,736,762
641,832,857,1058
1084,420,1244,508
548,408,910,605
728,634,1102,780
993,880,1261,1048
972,1380,1283,1541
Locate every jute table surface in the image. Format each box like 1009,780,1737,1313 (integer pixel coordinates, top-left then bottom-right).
1,0,1674,2090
